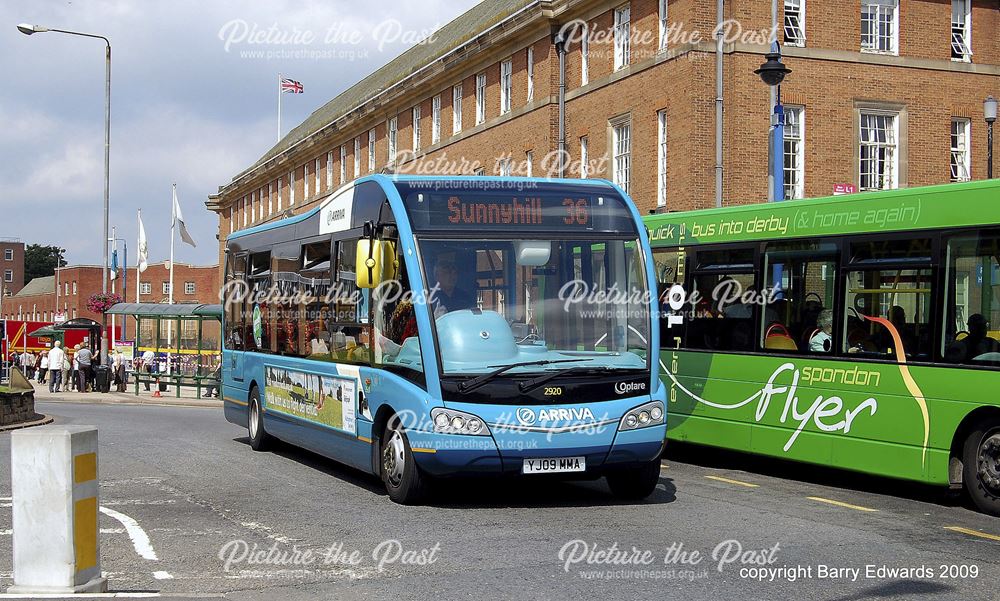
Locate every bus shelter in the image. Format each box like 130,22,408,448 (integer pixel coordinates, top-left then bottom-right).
105,303,222,398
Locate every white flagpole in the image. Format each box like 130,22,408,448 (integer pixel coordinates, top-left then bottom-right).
136,209,141,306
277,73,282,143
169,184,176,307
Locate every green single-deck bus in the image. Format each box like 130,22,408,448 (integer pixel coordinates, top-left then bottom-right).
644,179,1000,515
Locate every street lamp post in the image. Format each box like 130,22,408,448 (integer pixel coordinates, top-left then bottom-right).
755,42,792,203
18,23,111,366
985,95,997,179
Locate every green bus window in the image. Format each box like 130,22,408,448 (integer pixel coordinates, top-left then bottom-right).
653,249,686,349
943,234,1000,366
684,247,756,352
844,268,933,359
760,242,838,354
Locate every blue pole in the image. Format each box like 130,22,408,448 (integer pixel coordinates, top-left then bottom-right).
122,242,127,344
769,44,786,298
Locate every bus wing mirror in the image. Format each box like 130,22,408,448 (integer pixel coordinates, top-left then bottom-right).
356,239,383,289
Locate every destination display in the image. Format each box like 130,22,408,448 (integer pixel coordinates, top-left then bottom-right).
395,182,637,233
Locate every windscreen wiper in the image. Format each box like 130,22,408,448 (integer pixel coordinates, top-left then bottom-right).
457,359,589,394
517,366,627,394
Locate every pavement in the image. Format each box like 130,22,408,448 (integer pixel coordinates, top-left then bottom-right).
0,401,997,600
22,377,222,409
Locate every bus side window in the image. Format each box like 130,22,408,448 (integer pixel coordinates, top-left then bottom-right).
653,248,686,349
225,252,247,350
943,233,1000,366
760,242,838,354
300,240,333,360
684,247,756,352
331,239,373,364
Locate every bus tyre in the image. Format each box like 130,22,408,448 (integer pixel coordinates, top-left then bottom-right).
248,387,272,452
606,460,661,500
963,420,1000,517
380,415,427,505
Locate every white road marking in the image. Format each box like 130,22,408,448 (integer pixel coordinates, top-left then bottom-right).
99,506,159,561
0,595,161,598
0,528,124,536
152,570,174,580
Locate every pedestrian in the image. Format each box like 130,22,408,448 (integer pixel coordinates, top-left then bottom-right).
33,352,42,382
76,345,93,393
70,346,80,391
61,352,71,393
47,341,65,393
39,352,49,384
113,349,127,393
140,349,155,391
23,351,35,380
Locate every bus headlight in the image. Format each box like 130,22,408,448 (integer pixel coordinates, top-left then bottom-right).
619,401,665,431
431,408,490,436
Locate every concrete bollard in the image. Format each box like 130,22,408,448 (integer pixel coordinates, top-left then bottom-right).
8,425,108,594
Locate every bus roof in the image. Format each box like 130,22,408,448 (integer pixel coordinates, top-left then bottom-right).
227,175,621,241
644,179,1000,247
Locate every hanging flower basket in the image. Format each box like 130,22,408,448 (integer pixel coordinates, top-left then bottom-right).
86,293,124,315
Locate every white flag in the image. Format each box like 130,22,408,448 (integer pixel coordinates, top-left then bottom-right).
137,212,149,273
173,187,197,248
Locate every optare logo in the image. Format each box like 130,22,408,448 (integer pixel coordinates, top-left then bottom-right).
614,381,646,395
516,407,537,426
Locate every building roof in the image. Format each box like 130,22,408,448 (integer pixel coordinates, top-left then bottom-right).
105,303,222,319
13,276,54,298
239,0,536,178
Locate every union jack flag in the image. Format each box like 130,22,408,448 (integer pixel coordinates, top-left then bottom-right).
280,78,304,94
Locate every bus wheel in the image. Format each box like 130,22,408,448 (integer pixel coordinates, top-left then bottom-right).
380,414,427,505
606,460,661,500
963,419,1000,516
248,387,272,452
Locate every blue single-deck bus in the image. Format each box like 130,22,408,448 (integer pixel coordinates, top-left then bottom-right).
222,176,665,503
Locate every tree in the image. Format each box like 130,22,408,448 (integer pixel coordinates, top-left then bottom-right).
24,244,68,283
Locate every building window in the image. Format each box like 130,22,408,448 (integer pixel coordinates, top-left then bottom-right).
498,157,512,176
614,5,631,71
368,128,376,172
658,0,668,49
3,249,11,261
612,119,631,193
453,84,463,133
267,183,273,215
327,151,334,190
861,0,898,55
314,157,321,195
340,145,347,182
581,24,589,85
162,282,171,295
412,105,421,152
657,109,668,207
525,151,533,177
783,107,805,199
388,117,398,163
951,0,971,61
185,282,195,295
229,205,234,233
432,95,441,144
476,73,487,125
354,138,361,177
73,282,77,295
3,270,11,282
242,196,247,226
65,282,69,296
277,177,283,211
473,167,486,176
500,59,512,114
251,191,256,222
784,0,805,47
140,282,151,295
526,47,534,102
289,170,295,205
304,163,310,199
859,111,899,191
951,117,971,182
580,136,588,178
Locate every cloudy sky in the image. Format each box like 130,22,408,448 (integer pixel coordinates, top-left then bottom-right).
1,0,479,267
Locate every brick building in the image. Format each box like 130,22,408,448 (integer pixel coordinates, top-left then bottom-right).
207,0,999,260
1,262,221,323
0,239,25,298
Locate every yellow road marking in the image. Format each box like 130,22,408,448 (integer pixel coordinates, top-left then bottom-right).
944,526,1000,542
807,496,878,512
704,475,759,488
73,452,97,484
74,496,97,572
